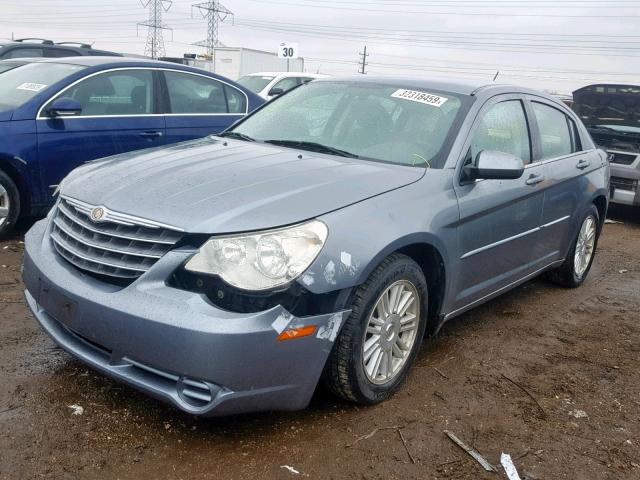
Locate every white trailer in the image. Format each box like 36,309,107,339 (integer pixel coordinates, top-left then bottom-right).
184,47,305,80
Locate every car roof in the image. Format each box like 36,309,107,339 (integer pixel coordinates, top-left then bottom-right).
1,56,245,81
314,75,551,98
244,71,327,78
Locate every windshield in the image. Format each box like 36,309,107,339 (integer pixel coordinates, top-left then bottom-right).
229,81,466,167
237,75,275,93
0,61,25,75
0,62,85,111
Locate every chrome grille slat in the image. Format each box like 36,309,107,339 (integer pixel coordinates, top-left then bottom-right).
53,217,164,259
51,197,183,283
57,201,180,244
51,230,151,273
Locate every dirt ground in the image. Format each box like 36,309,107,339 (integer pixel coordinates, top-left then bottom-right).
1,206,639,480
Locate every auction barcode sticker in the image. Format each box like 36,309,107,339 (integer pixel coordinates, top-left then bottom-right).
16,83,48,92
391,89,448,107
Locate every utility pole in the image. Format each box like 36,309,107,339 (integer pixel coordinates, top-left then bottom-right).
137,0,173,59
192,0,233,71
358,45,368,74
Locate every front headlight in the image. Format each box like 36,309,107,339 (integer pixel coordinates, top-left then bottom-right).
184,220,328,291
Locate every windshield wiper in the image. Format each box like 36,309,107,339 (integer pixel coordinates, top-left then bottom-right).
263,140,359,158
217,131,256,142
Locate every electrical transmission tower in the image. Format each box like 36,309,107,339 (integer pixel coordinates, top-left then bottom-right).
358,46,369,74
192,1,233,56
137,0,173,59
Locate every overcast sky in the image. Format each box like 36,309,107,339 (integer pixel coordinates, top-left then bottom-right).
3,0,640,93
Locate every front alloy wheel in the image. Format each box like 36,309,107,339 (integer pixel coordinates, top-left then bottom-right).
0,170,20,238
324,253,428,405
363,280,420,385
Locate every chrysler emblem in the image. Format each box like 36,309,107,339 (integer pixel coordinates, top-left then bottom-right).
91,207,105,222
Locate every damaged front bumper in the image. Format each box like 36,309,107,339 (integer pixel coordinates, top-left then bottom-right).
23,220,349,416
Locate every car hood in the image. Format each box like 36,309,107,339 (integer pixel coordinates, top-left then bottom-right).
62,137,425,233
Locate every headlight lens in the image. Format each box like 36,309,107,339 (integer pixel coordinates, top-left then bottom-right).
184,220,328,291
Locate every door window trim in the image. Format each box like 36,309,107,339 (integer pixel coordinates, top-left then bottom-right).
525,95,591,165
36,67,249,119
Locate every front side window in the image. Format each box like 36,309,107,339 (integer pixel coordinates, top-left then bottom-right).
0,62,85,111
165,71,231,114
236,75,274,94
532,102,574,159
231,81,466,168
3,48,44,59
470,100,531,163
270,77,299,95
48,69,154,116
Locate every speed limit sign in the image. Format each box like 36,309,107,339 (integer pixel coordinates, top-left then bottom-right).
278,43,299,59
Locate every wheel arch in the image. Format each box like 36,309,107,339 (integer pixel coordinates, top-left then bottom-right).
353,234,450,337
0,155,30,217
592,194,608,231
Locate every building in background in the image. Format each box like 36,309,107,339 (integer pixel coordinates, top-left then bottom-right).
163,47,304,80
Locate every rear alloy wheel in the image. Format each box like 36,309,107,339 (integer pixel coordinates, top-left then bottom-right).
548,205,600,288
324,253,428,405
0,170,20,238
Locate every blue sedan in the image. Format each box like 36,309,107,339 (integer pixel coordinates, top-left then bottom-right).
0,57,264,236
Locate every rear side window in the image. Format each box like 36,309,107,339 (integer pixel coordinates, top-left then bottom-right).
165,71,230,114
49,69,154,116
470,100,531,163
45,48,81,58
532,102,574,159
223,84,247,114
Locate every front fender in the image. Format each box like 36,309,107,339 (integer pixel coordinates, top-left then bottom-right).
300,170,460,300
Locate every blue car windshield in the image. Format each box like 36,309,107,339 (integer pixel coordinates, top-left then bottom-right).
230,81,466,168
0,62,85,111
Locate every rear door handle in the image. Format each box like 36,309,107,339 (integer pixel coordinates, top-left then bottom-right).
576,159,590,170
139,131,163,138
525,174,545,186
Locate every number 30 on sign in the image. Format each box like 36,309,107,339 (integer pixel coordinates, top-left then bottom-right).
278,43,299,59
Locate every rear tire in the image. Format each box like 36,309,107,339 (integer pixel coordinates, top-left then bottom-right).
548,205,600,288
324,253,428,405
0,170,20,238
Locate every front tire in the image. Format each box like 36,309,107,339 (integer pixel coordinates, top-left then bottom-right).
0,170,20,238
548,205,600,288
324,253,428,405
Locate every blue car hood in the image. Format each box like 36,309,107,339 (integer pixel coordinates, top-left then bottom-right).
0,110,13,122
62,137,424,234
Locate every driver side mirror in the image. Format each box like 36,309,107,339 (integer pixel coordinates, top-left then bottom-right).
462,150,525,182
268,87,284,97
47,97,82,117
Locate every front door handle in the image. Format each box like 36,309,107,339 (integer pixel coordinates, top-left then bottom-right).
139,131,163,138
525,174,545,186
576,159,590,170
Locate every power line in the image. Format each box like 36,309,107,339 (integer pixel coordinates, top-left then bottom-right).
137,0,173,58
242,0,640,17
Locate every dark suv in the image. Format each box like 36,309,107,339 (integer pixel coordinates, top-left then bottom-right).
0,38,120,60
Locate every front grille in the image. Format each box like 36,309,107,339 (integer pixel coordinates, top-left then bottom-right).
51,197,183,282
611,176,638,191
609,151,638,166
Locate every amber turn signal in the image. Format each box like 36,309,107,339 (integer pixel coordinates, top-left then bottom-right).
277,325,317,341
